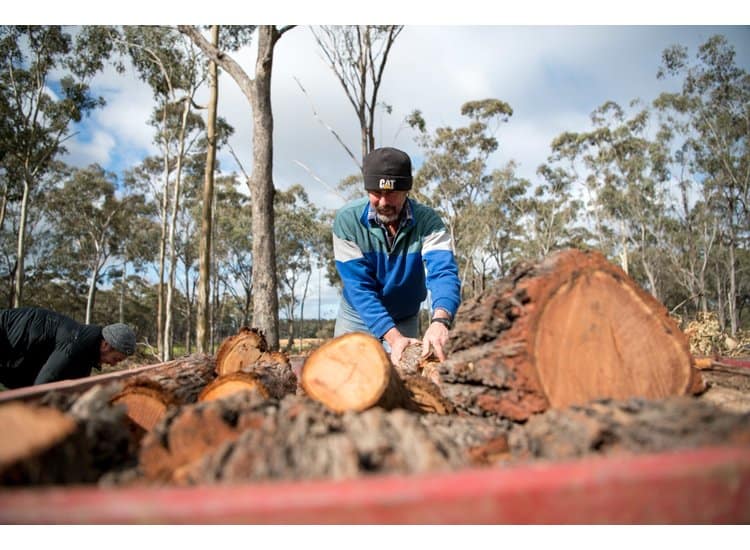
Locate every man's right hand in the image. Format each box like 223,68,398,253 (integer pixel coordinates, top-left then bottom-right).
382,327,420,365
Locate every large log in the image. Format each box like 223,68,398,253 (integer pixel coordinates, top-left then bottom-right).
438,248,702,420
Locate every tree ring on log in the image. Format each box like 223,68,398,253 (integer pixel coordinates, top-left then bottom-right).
301,332,390,412
529,252,694,407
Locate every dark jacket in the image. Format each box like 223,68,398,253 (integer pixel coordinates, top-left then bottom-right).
0,307,103,389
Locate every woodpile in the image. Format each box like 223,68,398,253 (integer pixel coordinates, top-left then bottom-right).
1,248,747,490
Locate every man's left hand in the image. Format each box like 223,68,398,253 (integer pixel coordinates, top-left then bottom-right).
421,320,449,362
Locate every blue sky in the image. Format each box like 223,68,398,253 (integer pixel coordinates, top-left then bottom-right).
6,4,750,319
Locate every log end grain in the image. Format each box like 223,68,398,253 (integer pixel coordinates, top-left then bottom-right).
111,378,176,434
0,403,77,471
198,372,271,402
300,332,391,412
215,327,268,376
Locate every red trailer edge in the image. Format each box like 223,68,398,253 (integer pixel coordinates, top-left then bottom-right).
1,445,748,524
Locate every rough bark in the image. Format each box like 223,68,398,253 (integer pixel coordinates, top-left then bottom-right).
110,354,217,435
145,394,511,486
1,385,136,486
437,248,701,421
509,396,750,462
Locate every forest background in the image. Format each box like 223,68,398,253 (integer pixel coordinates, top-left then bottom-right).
1,7,749,361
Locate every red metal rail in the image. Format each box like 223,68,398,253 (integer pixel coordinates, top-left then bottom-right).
1,445,748,524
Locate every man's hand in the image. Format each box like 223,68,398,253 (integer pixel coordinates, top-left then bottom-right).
421,309,452,362
383,327,420,365
421,321,449,362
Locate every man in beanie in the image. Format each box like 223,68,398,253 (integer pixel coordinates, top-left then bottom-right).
0,307,136,388
333,147,461,364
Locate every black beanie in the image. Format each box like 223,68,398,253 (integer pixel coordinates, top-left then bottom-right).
363,147,413,191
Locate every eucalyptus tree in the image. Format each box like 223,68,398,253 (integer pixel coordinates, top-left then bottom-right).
45,164,148,323
521,162,587,261
197,25,220,353
654,34,750,334
549,100,671,299
275,184,326,351
408,99,514,297
179,25,295,350
0,25,107,307
212,175,254,329
311,25,404,167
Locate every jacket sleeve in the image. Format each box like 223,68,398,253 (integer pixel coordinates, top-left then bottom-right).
33,347,91,385
422,217,461,318
333,217,395,339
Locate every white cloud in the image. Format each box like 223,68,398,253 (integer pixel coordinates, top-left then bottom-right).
63,129,116,167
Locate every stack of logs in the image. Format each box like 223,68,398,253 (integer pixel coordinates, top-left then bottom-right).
2,249,749,487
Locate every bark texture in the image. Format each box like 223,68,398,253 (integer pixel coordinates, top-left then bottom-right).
437,248,701,420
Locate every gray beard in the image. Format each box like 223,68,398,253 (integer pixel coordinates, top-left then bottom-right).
376,211,400,224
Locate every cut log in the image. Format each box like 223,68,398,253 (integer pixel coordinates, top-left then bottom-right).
0,403,77,474
300,332,424,413
138,392,271,483
215,327,268,376
1,385,136,485
110,354,217,435
198,372,270,402
111,378,176,434
439,248,701,420
198,355,297,403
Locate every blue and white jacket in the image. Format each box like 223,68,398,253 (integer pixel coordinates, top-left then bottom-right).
333,197,461,338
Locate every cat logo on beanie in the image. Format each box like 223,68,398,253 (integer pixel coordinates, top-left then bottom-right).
363,147,413,191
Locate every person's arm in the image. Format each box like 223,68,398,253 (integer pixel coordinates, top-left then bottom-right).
333,219,396,338
420,217,461,361
33,346,92,385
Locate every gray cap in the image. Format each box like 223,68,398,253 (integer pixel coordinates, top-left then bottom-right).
102,323,136,355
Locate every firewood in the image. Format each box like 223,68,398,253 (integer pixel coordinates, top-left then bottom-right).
300,332,419,413
110,354,217,435
0,403,77,476
198,372,270,402
174,396,512,485
1,385,136,485
138,392,271,482
437,248,701,420
508,396,750,461
198,354,297,402
215,327,268,376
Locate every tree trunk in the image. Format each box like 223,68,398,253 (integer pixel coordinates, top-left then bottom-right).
435,248,700,421
179,25,294,352
197,25,219,354
12,178,30,307
157,142,170,360
164,96,192,360
249,26,281,350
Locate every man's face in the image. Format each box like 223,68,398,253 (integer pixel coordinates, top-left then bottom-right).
368,189,408,224
99,341,128,365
